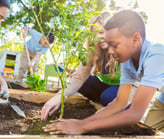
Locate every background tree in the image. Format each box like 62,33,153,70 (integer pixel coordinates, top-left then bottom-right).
0,0,107,74
28,0,106,118
0,0,146,118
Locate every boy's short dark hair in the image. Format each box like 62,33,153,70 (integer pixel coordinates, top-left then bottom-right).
0,0,10,9
104,10,145,40
45,32,54,44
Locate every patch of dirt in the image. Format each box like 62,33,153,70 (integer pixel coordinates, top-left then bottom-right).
0,97,158,136
8,82,29,90
0,98,41,135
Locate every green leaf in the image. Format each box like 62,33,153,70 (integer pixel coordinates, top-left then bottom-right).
25,73,46,92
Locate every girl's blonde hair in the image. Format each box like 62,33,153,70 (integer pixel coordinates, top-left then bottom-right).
86,11,117,76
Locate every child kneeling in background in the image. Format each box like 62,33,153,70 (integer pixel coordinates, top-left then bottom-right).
17,27,54,83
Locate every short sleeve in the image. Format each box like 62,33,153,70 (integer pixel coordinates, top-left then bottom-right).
120,63,136,85
141,53,164,90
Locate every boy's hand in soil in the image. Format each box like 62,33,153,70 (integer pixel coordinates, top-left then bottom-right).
42,119,85,135
41,93,62,121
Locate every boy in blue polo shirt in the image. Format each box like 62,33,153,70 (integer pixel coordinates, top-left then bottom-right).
42,10,164,134
17,27,54,82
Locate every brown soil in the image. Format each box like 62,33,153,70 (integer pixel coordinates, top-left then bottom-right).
0,82,159,136
0,97,158,136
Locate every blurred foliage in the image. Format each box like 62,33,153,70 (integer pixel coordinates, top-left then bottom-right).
5,59,15,67
26,0,108,118
0,0,148,118
2,0,107,32
0,0,147,76
0,0,107,76
0,38,23,53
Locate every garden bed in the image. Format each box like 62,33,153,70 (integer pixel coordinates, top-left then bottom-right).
0,88,163,138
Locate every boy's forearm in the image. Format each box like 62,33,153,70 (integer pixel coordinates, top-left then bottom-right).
83,97,125,123
81,104,144,133
81,85,156,133
81,108,137,133
83,85,131,122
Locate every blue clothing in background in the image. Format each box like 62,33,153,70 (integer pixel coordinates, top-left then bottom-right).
27,29,48,54
120,40,164,104
55,66,64,72
100,85,119,106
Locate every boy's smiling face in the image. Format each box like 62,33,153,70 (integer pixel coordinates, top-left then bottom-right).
105,28,139,63
40,37,48,47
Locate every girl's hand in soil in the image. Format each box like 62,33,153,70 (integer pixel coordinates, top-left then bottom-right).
41,93,62,121
42,119,85,135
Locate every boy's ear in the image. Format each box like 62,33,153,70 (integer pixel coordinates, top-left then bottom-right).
132,32,142,48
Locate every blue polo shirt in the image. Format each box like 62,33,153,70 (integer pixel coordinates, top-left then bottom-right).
26,29,48,54
120,40,164,104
